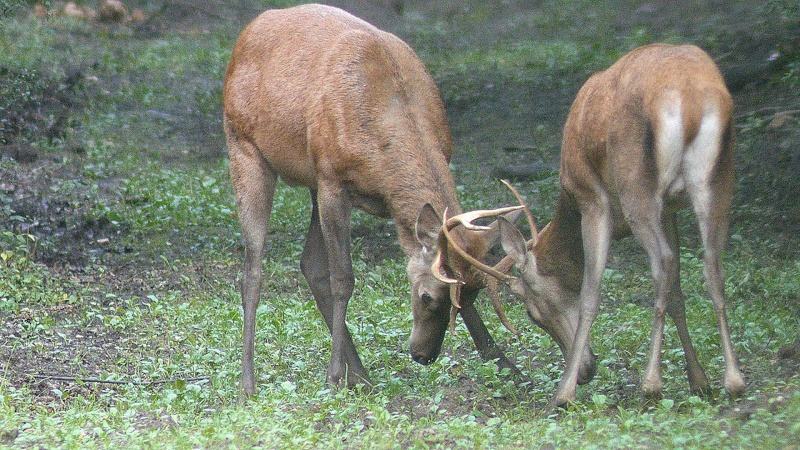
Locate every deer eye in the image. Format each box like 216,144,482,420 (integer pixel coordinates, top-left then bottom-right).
421,292,433,303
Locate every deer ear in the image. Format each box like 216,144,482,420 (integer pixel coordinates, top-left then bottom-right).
415,203,442,250
483,207,525,248
501,207,525,225
498,217,527,267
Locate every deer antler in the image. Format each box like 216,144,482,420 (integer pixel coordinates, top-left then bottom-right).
432,204,526,335
439,206,525,335
486,274,520,336
439,206,524,284
431,205,523,285
501,179,539,246
430,207,462,285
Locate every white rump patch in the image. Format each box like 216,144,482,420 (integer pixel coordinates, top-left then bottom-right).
683,106,723,213
656,92,723,206
656,90,685,196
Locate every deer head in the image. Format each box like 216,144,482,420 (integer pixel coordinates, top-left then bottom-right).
494,216,597,385
407,203,525,365
435,185,597,385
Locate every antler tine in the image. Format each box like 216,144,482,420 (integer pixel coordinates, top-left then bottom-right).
485,276,519,336
441,208,517,283
487,254,520,334
449,304,459,335
431,208,466,286
431,244,463,285
443,205,526,232
492,254,515,275
500,179,539,245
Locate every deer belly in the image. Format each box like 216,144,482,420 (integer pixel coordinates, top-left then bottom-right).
266,146,318,188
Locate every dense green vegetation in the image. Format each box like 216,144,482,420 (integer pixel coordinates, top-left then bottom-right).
1,0,799,448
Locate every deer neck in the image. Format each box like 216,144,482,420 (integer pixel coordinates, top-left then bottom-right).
534,192,584,292
390,132,460,248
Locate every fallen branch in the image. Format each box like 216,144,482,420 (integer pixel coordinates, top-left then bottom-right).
29,374,209,386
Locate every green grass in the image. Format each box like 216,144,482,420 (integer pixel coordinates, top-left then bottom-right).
2,1,800,448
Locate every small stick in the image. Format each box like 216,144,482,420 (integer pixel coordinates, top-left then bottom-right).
28,374,209,386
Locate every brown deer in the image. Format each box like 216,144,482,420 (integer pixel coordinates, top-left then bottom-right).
435,44,747,408
223,4,520,394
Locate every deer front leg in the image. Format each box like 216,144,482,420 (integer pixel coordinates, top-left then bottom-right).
229,139,276,396
551,202,611,408
315,187,372,388
301,193,370,388
459,292,524,379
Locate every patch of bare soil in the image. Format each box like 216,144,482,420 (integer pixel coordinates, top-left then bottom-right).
0,255,225,408
2,303,134,408
1,38,118,268
0,159,127,267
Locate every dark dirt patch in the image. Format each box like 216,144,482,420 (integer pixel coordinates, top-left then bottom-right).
0,257,227,408
2,288,132,405
776,340,800,377
0,156,129,268
0,64,89,153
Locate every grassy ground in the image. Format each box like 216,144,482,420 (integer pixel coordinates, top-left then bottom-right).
1,0,799,448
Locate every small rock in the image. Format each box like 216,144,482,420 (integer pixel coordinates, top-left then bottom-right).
98,0,129,23
63,2,85,18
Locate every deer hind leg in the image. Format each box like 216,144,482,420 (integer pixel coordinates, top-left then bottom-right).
631,213,675,398
301,189,371,388
691,181,746,398
663,212,711,395
618,182,678,399
229,137,277,396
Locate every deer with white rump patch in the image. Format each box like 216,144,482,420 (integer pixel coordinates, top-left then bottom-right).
223,4,522,395
435,44,746,408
